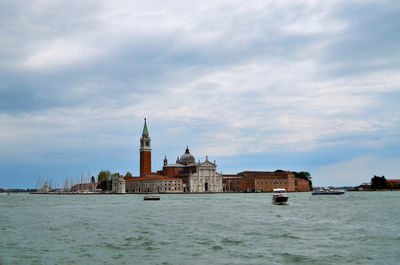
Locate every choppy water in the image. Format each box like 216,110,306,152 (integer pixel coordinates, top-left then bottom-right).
1,192,399,265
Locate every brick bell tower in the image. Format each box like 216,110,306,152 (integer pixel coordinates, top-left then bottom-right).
140,118,151,176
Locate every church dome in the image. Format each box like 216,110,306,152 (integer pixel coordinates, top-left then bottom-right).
179,146,195,164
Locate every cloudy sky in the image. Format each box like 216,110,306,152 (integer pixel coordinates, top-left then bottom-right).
1,0,399,188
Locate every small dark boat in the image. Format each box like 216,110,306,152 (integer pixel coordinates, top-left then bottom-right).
144,196,160,201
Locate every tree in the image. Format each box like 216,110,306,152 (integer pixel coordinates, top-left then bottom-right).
125,171,133,178
111,172,120,179
294,171,311,181
97,170,111,191
292,171,312,189
97,180,112,191
91,176,96,183
371,175,387,189
97,170,111,183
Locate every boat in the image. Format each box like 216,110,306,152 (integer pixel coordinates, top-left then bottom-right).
272,188,288,205
312,188,345,195
144,196,160,201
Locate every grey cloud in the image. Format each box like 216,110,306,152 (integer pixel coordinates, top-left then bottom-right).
1,0,400,187
320,1,400,77
1,0,399,149
0,0,341,114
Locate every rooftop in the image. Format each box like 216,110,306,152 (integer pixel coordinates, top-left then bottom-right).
125,174,181,181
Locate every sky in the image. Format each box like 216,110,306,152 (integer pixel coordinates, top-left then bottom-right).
1,0,400,188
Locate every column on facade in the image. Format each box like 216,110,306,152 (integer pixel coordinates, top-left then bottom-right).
198,169,201,192
211,169,215,191
202,168,205,192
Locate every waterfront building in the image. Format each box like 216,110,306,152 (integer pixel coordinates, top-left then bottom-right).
221,174,240,192
387,179,400,188
123,119,309,193
222,171,311,192
125,174,182,193
295,178,311,192
112,176,126,194
188,157,222,192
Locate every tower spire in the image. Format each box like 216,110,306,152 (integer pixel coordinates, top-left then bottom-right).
140,118,151,176
142,118,149,137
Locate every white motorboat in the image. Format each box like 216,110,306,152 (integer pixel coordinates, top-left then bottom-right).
312,188,345,195
272,188,288,205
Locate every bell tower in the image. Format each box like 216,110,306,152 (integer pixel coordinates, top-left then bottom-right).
140,118,151,176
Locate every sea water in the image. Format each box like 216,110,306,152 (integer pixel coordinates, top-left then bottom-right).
1,192,399,265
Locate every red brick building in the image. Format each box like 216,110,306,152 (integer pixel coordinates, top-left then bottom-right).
222,171,311,192
295,178,311,192
387,179,400,188
157,146,199,191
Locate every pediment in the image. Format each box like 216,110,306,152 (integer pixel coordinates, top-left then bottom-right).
197,161,216,167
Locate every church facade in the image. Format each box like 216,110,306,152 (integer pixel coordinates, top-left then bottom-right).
159,147,223,192
188,159,223,192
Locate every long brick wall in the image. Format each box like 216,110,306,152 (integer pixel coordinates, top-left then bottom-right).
222,171,311,192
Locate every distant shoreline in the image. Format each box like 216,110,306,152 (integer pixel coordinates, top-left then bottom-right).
28,191,313,195
348,189,400,192
2,189,399,195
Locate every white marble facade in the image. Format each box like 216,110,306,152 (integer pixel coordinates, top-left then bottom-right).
189,158,223,192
